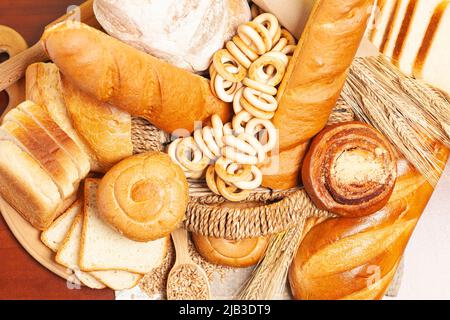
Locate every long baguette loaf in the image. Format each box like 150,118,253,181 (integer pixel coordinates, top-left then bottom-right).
289,142,449,300
261,0,374,190
40,21,232,134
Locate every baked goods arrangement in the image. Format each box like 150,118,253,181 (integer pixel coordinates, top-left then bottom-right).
0,0,449,300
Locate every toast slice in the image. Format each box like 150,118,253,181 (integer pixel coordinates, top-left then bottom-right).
80,179,168,274
26,63,97,172
55,214,106,289
370,0,397,49
41,200,80,252
413,1,450,95
55,208,142,290
0,140,60,230
392,0,443,75
380,0,411,57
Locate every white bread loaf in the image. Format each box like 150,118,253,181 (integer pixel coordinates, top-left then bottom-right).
392,0,443,75
413,1,450,95
93,0,251,73
41,200,81,252
380,0,411,57
26,63,94,173
369,0,397,48
0,140,61,230
55,214,106,289
79,179,169,274
2,109,80,201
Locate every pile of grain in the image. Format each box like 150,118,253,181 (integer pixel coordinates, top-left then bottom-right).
166,264,209,300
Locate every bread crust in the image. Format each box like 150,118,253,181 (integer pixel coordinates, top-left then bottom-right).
41,21,232,133
192,233,269,268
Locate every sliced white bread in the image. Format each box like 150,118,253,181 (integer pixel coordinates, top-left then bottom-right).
392,0,443,75
25,63,96,172
55,208,142,290
80,179,168,274
370,0,398,49
2,109,79,200
55,214,106,289
381,0,411,57
413,1,450,95
41,200,80,252
0,140,60,230
18,101,90,179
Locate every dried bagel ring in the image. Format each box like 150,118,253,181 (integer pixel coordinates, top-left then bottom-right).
272,37,288,52
253,13,280,44
226,40,252,69
194,128,216,160
245,118,278,153
232,35,259,62
223,134,257,157
242,78,277,96
233,87,245,114
222,146,259,165
223,122,234,136
238,22,272,55
214,73,241,102
213,49,246,83
233,165,263,190
237,132,266,163
205,165,220,195
232,110,253,134
211,114,225,149
281,28,296,45
281,45,296,56
243,87,278,112
240,95,275,120
215,157,252,183
248,53,286,86
216,177,251,202
176,137,210,172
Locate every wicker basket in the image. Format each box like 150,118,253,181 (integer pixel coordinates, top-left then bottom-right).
131,100,353,240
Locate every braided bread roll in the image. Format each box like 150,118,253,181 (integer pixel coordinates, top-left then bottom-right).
289,142,449,300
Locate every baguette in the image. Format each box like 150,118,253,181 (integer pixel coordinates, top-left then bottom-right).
41,21,232,133
289,142,449,300
262,0,373,190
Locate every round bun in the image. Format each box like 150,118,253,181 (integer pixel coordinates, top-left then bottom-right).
97,152,188,242
192,233,269,268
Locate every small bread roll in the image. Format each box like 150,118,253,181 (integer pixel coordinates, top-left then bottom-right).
97,152,188,242
192,233,269,268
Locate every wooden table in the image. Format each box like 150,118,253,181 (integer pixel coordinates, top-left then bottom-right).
0,0,114,300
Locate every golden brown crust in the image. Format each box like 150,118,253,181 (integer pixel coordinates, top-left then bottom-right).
302,122,398,217
273,0,373,150
192,233,269,268
289,143,449,300
61,75,133,172
41,21,232,133
97,152,188,242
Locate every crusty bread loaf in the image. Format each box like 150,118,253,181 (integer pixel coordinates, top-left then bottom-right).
0,140,61,230
192,233,269,268
80,179,169,274
41,21,232,133
261,0,373,190
289,142,449,300
61,75,133,172
93,0,251,73
2,108,79,200
25,63,96,172
41,200,81,252
55,214,106,289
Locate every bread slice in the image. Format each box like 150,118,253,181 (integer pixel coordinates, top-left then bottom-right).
413,1,450,95
55,209,142,290
80,179,168,274
392,0,443,75
61,75,133,172
18,101,90,179
41,200,80,252
26,63,97,172
370,0,397,49
2,108,79,200
55,214,106,289
0,140,60,230
381,0,411,57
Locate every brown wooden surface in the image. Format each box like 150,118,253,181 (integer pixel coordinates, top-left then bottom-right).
0,0,114,300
